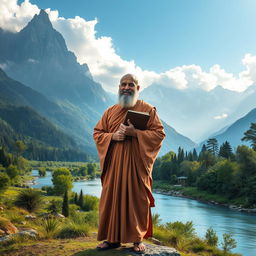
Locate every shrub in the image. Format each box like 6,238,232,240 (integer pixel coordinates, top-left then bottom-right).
37,218,62,239
84,211,98,227
152,213,162,226
47,199,62,215
82,194,99,211
221,233,237,253
14,188,43,212
205,227,218,246
165,221,195,238
57,221,89,238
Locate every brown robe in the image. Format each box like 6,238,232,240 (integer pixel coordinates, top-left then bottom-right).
93,99,165,243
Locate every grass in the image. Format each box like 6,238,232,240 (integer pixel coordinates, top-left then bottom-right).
0,186,242,256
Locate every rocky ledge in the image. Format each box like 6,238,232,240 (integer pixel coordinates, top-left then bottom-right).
130,243,180,256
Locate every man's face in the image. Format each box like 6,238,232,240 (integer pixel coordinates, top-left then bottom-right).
118,76,140,108
119,77,140,96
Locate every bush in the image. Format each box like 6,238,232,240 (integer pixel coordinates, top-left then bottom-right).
37,218,61,239
0,172,10,193
84,211,98,227
14,188,43,212
221,233,237,253
82,194,99,211
205,227,218,246
57,221,89,238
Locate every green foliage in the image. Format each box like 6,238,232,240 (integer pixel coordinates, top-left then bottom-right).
152,213,162,226
242,122,256,150
38,167,46,177
205,227,218,246
6,164,19,180
14,188,43,212
221,233,237,253
0,172,10,192
84,211,98,227
78,189,84,208
47,199,62,214
165,221,195,238
37,217,61,239
52,168,73,195
82,194,99,211
62,191,69,217
207,138,219,156
219,141,234,159
57,221,89,238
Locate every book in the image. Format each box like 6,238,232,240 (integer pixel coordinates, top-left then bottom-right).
123,110,150,130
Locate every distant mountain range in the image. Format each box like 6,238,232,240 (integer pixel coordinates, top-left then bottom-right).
0,10,197,159
198,108,255,151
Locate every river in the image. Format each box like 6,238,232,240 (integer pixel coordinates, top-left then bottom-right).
31,170,256,256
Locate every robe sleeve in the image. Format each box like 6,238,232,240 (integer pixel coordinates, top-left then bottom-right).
93,109,113,172
136,107,165,174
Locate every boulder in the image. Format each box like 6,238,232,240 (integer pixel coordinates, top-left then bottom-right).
25,215,37,220
0,217,18,236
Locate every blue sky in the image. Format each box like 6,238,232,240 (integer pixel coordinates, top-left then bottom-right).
26,0,256,74
1,0,256,93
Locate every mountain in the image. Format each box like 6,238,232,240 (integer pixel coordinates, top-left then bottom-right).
0,67,95,153
140,84,245,142
198,108,256,150
0,102,92,161
0,10,113,153
160,120,197,156
0,9,196,157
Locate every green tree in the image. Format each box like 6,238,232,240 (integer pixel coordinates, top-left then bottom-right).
206,138,219,156
15,188,43,212
47,199,61,215
219,141,233,159
0,172,10,193
78,189,84,208
177,147,184,163
242,122,256,150
87,163,96,179
52,168,73,195
38,167,46,177
15,140,27,157
221,233,237,253
205,227,218,246
192,148,198,161
74,192,78,204
62,191,69,217
6,164,19,180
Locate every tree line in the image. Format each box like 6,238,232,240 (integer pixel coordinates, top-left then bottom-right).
153,122,256,207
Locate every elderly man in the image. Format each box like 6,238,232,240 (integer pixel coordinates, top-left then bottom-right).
93,74,165,253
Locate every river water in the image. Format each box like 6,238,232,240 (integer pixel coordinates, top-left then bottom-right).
31,170,256,256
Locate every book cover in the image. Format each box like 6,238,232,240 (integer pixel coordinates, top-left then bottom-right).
123,110,150,130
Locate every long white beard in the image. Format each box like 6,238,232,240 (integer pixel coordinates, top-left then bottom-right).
118,90,139,108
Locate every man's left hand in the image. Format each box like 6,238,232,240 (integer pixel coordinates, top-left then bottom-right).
119,119,137,137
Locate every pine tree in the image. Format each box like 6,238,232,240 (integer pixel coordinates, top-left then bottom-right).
192,148,198,161
219,141,233,159
188,151,193,161
74,192,78,204
242,122,256,150
177,147,184,163
78,189,84,208
62,190,69,217
206,138,219,156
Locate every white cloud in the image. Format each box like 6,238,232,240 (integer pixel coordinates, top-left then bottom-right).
214,113,228,120
0,0,256,93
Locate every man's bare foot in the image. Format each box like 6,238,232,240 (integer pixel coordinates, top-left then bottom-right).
133,242,145,254
96,241,120,250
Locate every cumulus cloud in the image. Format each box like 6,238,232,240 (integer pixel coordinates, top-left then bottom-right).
214,113,228,120
0,0,256,93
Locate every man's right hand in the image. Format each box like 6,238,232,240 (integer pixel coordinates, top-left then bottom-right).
112,130,125,141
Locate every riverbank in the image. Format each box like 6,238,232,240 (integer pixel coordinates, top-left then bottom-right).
153,181,256,214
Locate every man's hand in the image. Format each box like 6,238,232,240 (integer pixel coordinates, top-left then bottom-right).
112,130,126,141
119,119,137,137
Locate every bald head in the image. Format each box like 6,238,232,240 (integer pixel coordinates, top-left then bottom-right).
120,74,139,85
